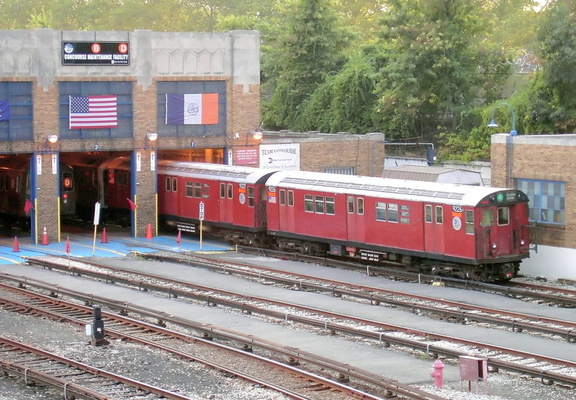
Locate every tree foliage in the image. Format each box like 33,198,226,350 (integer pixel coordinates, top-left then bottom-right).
261,0,351,130
0,0,573,161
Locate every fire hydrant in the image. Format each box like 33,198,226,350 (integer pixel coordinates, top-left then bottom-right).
430,359,444,388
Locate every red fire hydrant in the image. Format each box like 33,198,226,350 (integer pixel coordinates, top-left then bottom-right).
430,359,444,388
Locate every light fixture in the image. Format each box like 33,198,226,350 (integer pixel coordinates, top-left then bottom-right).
47,134,59,144
147,132,158,142
487,102,517,136
245,130,263,145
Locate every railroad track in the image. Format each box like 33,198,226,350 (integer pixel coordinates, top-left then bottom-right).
0,278,440,400
138,251,576,343
16,254,576,388
0,335,191,400
236,246,576,308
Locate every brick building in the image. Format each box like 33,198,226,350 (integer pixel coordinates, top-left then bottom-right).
492,133,576,279
0,29,387,243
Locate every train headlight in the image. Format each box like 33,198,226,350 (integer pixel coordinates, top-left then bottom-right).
520,239,525,246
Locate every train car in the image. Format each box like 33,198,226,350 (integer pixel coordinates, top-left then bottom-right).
0,158,75,229
265,170,530,281
157,161,276,245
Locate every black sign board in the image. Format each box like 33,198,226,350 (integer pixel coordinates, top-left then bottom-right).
62,41,130,65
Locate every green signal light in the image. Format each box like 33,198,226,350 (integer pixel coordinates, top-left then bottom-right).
496,193,505,202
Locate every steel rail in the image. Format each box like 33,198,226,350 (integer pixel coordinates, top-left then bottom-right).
0,280,438,400
0,335,194,399
15,257,576,388
136,252,576,342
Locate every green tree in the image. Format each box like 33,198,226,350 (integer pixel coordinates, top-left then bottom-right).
262,0,351,130
373,0,504,141
524,0,576,132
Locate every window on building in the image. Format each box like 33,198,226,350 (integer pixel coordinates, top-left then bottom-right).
59,81,133,140
324,167,355,175
157,81,227,139
465,210,474,234
305,195,314,212
516,179,565,225
0,82,33,141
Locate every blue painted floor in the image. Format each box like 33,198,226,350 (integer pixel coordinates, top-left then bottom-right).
0,232,233,265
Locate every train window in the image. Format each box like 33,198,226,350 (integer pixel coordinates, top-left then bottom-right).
280,190,286,206
481,209,494,227
465,210,474,234
220,183,225,198
227,183,233,199
435,206,443,224
248,186,254,207
425,205,432,223
315,196,324,214
288,190,294,207
305,195,314,212
165,177,171,191
14,176,20,192
357,198,364,215
347,196,354,214
498,207,509,225
376,202,386,221
172,178,178,192
185,182,193,197
388,203,398,223
194,183,202,198
326,197,335,215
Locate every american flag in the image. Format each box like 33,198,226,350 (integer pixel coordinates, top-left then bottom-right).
69,95,117,129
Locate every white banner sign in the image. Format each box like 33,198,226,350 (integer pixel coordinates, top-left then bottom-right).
259,143,300,170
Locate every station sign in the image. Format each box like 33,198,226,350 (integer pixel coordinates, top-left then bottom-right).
62,41,130,65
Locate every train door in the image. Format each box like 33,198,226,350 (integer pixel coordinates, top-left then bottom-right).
278,189,295,232
480,206,513,257
424,204,445,254
219,181,234,223
346,196,365,243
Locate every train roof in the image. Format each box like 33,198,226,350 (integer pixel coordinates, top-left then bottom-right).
265,170,527,207
157,161,276,184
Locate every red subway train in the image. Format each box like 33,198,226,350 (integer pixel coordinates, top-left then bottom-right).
0,157,76,230
82,159,530,281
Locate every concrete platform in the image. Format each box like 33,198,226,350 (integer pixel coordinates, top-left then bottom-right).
0,231,232,265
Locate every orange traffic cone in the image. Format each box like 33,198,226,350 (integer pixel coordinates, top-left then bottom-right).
12,236,20,252
146,223,153,239
41,226,49,245
65,236,71,254
101,228,109,243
